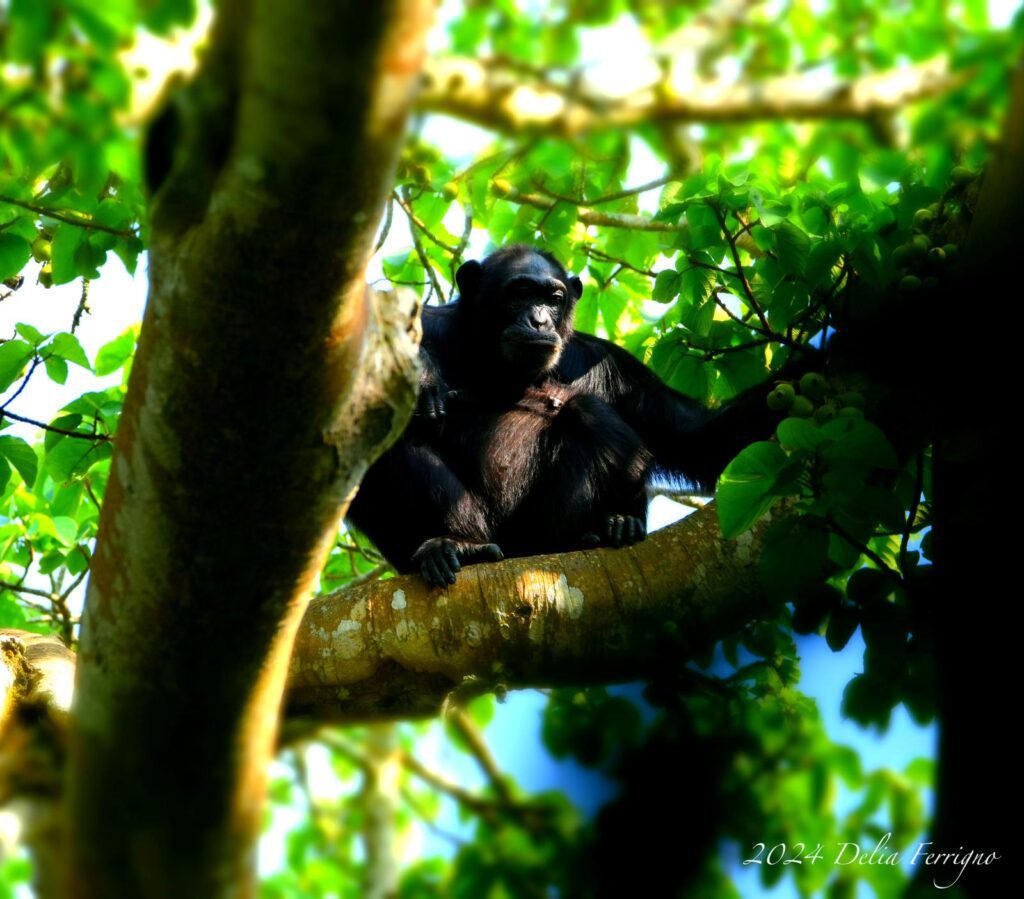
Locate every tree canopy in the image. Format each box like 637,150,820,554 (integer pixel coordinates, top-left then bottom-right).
0,0,1017,897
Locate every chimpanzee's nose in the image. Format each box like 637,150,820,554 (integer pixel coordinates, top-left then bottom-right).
529,308,552,330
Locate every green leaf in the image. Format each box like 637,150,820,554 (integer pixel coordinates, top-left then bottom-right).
714,349,768,397
0,340,35,393
45,436,112,483
15,323,48,347
652,270,681,302
678,265,717,307
680,298,715,337
51,516,79,547
826,604,859,651
113,235,144,275
904,756,935,786
759,516,830,602
0,234,31,280
44,355,68,384
94,328,137,375
0,592,29,628
93,197,133,229
50,226,86,285
39,549,66,574
141,0,197,34
0,234,31,279
43,415,84,451
776,417,820,451
465,694,495,729
831,745,863,787
773,221,810,275
821,419,898,469
47,333,92,370
542,201,576,238
716,442,787,538
7,0,54,63
686,203,723,249
0,436,39,487
650,337,712,401
841,673,893,729
66,546,90,575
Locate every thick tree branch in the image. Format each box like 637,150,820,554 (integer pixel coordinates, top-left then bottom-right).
496,183,686,232
287,503,783,722
1,502,784,751
419,56,965,136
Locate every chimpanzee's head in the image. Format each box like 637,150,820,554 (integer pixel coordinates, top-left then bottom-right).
455,245,583,379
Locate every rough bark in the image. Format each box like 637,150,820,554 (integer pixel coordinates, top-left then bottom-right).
63,2,432,897
287,503,780,722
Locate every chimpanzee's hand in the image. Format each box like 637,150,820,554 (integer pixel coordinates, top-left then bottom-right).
411,537,504,588
581,515,647,549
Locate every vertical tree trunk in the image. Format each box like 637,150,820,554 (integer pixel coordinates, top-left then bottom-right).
63,2,433,896
924,51,1021,894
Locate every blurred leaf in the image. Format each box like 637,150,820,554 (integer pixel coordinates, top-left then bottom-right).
0,234,31,279
717,442,786,538
94,329,137,375
0,341,35,393
0,436,38,487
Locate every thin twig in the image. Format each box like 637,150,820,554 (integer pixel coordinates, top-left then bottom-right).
900,451,926,572
710,202,773,333
827,516,904,587
72,279,91,333
1,356,42,411
446,708,513,803
0,194,136,238
0,579,57,600
0,410,112,440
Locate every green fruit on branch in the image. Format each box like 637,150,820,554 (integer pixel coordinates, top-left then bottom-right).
799,371,827,402
814,403,838,423
767,382,796,411
951,165,975,186
790,396,814,418
31,237,51,263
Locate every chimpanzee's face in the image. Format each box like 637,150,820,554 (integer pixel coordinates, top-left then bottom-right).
456,249,583,378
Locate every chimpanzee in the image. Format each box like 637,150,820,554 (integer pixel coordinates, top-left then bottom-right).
347,244,793,587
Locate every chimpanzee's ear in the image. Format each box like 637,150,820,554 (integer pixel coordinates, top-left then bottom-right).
455,260,483,299
567,275,583,300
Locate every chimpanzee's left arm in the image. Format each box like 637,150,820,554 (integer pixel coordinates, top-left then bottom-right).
566,334,804,493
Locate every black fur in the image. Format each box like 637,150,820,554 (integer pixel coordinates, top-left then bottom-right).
348,245,786,587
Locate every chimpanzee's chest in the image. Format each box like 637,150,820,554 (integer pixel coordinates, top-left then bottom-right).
441,385,574,516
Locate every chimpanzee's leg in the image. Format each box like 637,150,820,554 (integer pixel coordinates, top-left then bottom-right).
346,441,501,586
500,394,653,556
